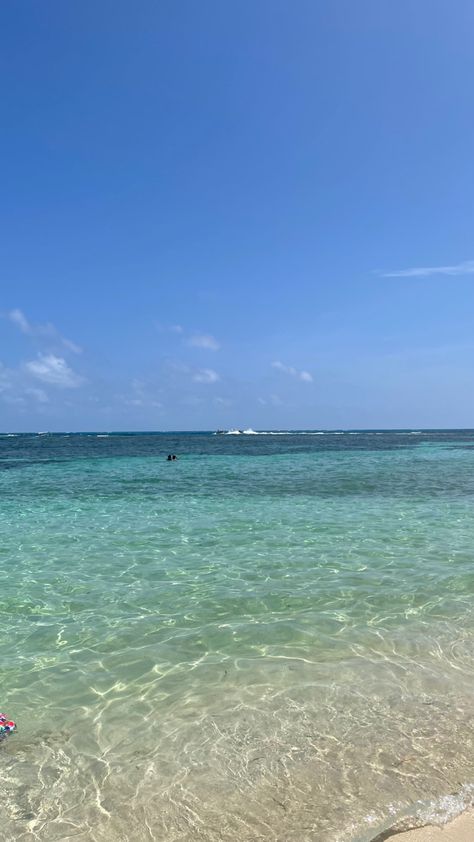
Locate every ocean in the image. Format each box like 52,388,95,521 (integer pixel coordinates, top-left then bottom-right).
2,430,474,841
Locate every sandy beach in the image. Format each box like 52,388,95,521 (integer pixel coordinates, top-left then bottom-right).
384,810,474,842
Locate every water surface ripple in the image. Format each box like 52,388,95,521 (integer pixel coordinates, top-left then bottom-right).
2,431,474,840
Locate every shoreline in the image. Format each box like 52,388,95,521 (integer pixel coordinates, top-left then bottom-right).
370,809,474,842
370,806,474,842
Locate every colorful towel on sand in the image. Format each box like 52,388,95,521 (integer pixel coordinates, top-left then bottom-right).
0,713,16,739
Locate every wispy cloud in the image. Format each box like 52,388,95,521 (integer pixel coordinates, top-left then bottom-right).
157,323,220,351
25,387,49,404
61,337,82,354
123,378,163,409
24,354,84,387
155,323,184,335
257,394,284,407
272,361,313,382
380,260,474,278
0,362,52,406
9,309,30,333
8,308,82,353
193,368,220,384
125,398,163,408
188,333,220,351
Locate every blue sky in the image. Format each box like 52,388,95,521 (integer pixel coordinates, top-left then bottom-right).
2,1,474,430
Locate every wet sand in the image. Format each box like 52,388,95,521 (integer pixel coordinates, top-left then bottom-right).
387,810,474,842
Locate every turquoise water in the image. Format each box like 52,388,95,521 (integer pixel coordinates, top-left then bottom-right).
2,431,474,841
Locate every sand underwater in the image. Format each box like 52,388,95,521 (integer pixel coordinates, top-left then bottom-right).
2,430,474,841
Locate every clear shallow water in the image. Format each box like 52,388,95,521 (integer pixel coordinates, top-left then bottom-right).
2,431,474,841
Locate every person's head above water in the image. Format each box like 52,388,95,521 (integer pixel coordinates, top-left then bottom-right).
172,454,177,460
167,454,172,460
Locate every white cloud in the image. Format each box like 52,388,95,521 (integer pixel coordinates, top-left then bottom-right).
214,396,232,407
188,333,220,351
8,308,82,353
380,260,474,278
157,322,220,351
193,368,220,384
24,354,84,387
0,364,50,406
272,361,313,382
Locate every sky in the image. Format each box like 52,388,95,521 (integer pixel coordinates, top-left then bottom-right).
2,0,474,430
